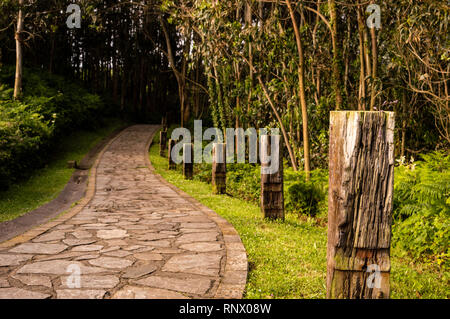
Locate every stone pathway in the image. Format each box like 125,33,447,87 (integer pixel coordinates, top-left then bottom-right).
0,125,247,299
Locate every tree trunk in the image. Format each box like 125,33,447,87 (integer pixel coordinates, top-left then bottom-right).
256,75,299,172
343,17,351,98
120,69,127,112
13,0,24,100
363,20,372,82
357,5,367,110
328,0,344,110
159,16,186,127
286,0,311,180
369,25,378,110
245,2,253,117
401,91,407,157
327,111,395,299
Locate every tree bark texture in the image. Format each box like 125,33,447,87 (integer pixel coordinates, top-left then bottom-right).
260,134,284,220
183,143,193,180
327,111,395,299
168,139,176,170
212,143,226,194
160,130,167,157
13,0,24,99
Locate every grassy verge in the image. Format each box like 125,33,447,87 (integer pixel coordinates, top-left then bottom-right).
0,119,126,222
149,141,448,299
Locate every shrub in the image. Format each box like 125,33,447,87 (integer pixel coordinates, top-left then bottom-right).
226,163,261,203
0,66,106,189
392,151,450,268
284,168,328,217
194,162,212,184
285,181,323,216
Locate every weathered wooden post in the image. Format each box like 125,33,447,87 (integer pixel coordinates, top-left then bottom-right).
67,160,77,169
260,134,284,220
327,111,395,299
161,116,168,131
168,139,176,170
212,143,226,194
159,130,167,157
183,143,193,180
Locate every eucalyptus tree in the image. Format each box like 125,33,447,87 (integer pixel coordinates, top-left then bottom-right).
0,0,446,166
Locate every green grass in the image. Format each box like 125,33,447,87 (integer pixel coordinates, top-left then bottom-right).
0,119,126,222
149,141,449,299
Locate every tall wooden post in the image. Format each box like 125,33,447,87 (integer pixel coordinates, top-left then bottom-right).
260,134,284,220
160,130,167,157
168,139,176,170
212,143,226,194
327,111,395,299
183,143,193,180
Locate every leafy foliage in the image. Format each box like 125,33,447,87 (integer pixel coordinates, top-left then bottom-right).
392,152,450,268
284,168,328,217
226,164,261,203
0,66,105,189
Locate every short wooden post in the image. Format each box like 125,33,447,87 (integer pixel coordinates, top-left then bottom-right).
212,143,226,194
327,111,395,299
183,143,193,180
260,134,284,220
168,139,176,170
67,160,78,169
159,130,167,157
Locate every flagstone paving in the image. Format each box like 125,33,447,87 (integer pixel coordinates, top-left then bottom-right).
0,125,247,299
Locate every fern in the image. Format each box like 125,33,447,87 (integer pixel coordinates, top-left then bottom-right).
393,151,450,269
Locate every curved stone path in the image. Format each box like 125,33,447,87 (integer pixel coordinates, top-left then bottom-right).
0,125,247,299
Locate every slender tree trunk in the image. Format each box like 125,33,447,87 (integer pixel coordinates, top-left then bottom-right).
363,22,372,80
120,68,127,112
328,0,343,110
182,42,190,125
245,3,253,118
160,16,186,127
312,1,320,106
316,68,321,103
282,62,298,166
369,24,378,110
250,72,298,172
13,0,24,100
401,91,407,157
286,0,310,179
343,17,351,98
194,59,200,118
113,55,118,101
357,4,367,110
